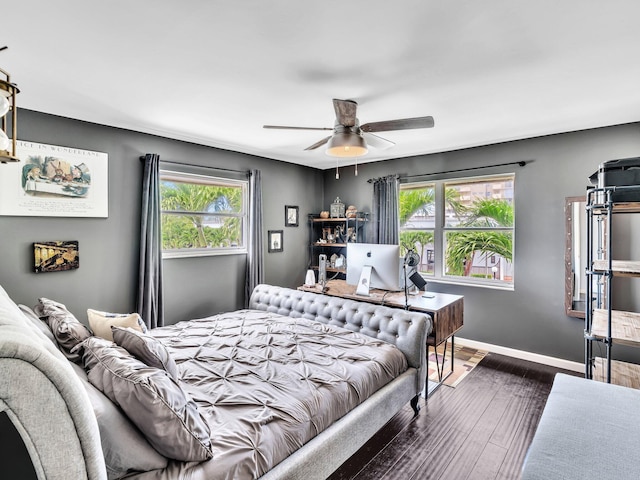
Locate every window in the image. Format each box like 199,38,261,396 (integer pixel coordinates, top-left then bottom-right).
160,170,248,258
400,173,514,288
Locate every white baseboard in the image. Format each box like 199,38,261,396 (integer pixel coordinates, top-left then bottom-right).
455,337,584,373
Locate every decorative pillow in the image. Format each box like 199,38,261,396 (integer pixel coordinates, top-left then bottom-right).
68,362,168,477
112,326,180,381
38,297,92,362
80,337,212,462
87,309,147,342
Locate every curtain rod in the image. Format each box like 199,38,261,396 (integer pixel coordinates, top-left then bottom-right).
139,156,250,176
400,160,527,181
368,160,527,183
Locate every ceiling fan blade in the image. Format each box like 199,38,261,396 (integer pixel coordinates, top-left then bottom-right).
263,125,333,131
333,99,358,127
360,116,435,133
304,136,332,151
363,132,395,150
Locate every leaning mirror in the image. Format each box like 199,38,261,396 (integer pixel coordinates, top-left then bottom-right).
565,196,586,318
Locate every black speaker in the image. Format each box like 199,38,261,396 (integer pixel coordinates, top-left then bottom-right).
409,271,427,291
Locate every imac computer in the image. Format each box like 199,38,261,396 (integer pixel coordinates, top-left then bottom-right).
346,243,401,296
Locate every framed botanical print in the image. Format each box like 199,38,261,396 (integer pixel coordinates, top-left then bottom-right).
285,205,299,227
268,230,283,252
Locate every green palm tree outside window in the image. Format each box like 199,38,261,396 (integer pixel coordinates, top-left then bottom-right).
399,176,514,283
160,178,245,250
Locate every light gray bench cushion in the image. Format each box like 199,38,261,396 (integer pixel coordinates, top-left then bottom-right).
522,373,640,480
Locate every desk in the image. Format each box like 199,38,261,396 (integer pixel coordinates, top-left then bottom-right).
298,280,464,394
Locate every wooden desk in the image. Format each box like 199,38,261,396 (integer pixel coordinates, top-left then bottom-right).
298,280,464,394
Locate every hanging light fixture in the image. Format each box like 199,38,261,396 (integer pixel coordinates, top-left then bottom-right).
0,48,20,164
325,132,368,158
325,124,368,179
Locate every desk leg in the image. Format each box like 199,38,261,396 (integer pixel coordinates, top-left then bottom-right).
426,335,456,398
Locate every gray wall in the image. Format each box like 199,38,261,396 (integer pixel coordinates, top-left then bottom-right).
2,109,640,363
0,110,324,325
323,123,640,363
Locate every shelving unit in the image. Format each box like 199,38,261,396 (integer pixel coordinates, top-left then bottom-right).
307,213,368,281
585,187,640,387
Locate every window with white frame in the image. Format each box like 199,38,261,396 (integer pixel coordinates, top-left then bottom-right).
399,173,514,288
160,170,248,258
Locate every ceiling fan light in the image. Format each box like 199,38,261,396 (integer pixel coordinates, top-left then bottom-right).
326,133,368,158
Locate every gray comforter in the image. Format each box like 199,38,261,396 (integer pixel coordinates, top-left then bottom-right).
141,309,408,480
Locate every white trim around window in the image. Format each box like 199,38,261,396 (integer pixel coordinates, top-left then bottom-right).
159,169,248,259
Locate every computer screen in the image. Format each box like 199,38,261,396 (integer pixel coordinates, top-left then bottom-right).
346,243,401,293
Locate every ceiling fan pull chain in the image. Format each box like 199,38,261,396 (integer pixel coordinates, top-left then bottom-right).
355,158,358,176
335,157,340,179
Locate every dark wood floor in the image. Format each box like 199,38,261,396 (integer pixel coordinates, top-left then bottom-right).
329,352,579,480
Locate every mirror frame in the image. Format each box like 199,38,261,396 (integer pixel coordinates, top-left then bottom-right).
565,195,586,318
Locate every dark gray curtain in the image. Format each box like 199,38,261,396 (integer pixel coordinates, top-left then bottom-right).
137,153,164,329
245,169,264,305
372,174,400,245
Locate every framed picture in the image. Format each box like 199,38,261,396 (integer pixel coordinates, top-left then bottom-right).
33,240,79,273
285,205,299,227
268,230,283,253
0,140,108,218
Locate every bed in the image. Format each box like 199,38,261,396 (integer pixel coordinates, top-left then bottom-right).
0,283,431,480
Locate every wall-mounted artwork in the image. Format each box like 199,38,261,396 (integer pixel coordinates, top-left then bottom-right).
268,230,283,253
33,241,79,273
0,140,108,217
285,205,299,227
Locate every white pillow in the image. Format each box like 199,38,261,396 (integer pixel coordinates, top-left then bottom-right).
87,309,147,341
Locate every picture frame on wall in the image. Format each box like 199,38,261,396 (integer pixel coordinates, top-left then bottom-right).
285,205,299,227
0,140,109,218
33,240,79,273
268,230,283,252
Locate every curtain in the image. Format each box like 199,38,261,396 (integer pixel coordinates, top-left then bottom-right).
137,153,164,329
372,174,400,245
245,169,264,306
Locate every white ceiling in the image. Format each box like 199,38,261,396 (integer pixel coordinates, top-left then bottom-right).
4,1,640,170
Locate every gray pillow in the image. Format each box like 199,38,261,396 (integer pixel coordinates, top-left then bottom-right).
80,337,213,462
69,362,168,478
111,326,180,381
38,297,92,362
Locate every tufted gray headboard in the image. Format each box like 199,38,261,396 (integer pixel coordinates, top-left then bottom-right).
249,283,431,394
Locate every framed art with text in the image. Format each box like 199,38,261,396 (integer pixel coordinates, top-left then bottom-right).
0,140,108,217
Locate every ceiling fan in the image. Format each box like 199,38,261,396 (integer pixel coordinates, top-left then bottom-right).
263,98,435,159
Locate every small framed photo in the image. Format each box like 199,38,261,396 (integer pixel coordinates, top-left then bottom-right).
268,230,283,253
285,205,299,227
33,240,79,273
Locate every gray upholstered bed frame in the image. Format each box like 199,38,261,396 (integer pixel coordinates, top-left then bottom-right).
0,285,107,480
0,283,430,480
